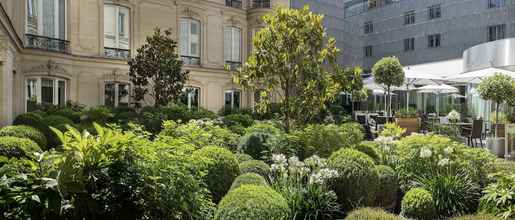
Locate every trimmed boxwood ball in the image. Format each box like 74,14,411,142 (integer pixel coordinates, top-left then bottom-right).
229,173,268,191
215,185,290,220
43,115,74,127
353,141,381,164
193,146,240,203
401,187,437,220
239,159,270,178
375,165,399,210
451,214,500,220
0,125,47,149
238,132,272,159
13,112,46,131
0,136,41,159
327,148,379,211
234,153,254,163
344,208,402,220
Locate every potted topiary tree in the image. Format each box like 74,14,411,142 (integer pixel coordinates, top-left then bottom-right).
372,57,405,118
395,108,419,136
477,73,515,156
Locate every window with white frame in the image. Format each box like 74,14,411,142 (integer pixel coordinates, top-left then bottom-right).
225,89,241,109
26,77,66,111
104,82,130,107
224,26,241,70
26,0,66,39
104,5,130,50
180,86,200,109
488,24,506,41
180,18,201,65
489,0,506,8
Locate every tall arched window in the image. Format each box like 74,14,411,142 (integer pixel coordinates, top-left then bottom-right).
224,26,241,70
180,18,201,65
104,4,130,59
25,0,68,52
26,77,67,112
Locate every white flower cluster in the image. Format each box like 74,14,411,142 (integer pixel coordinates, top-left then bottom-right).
419,147,433,158
304,155,327,168
437,158,450,167
447,110,461,122
271,154,288,172
309,168,339,184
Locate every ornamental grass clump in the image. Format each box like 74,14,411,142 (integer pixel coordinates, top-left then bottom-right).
270,154,341,219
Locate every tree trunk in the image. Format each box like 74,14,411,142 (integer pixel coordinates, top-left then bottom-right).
387,86,392,118
495,102,500,137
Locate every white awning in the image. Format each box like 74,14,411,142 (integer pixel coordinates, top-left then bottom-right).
446,67,515,83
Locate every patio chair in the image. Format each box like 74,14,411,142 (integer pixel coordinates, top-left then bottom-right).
356,115,367,125
463,119,483,148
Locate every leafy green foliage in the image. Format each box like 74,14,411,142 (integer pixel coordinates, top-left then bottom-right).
353,141,381,164
239,159,270,178
401,187,437,220
478,73,515,125
344,208,402,220
193,146,240,203
238,122,294,159
82,106,114,124
295,123,364,158
0,125,47,149
12,112,46,131
374,165,399,210
160,120,239,150
129,28,189,106
229,173,268,191
380,123,406,138
0,137,41,159
480,173,515,220
234,6,348,130
327,148,378,211
234,153,253,163
372,57,405,116
395,108,418,118
451,214,500,220
215,185,290,220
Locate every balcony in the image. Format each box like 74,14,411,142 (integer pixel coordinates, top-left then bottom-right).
226,0,243,9
225,61,242,71
25,34,70,54
181,56,201,66
250,0,271,9
104,47,131,60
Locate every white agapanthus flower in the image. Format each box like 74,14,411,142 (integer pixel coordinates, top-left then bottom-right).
447,110,461,122
272,154,287,165
375,136,394,145
438,158,450,167
443,146,454,155
309,168,339,184
419,148,433,158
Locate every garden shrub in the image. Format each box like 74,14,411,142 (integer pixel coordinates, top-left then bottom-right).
0,136,41,159
451,214,500,220
416,171,481,218
229,173,268,191
327,148,378,211
479,173,515,220
238,122,293,160
42,115,75,147
234,153,253,163
401,187,437,220
297,123,363,158
223,113,255,128
0,125,47,149
53,108,82,123
83,106,114,124
238,132,273,159
161,120,239,150
353,141,381,164
380,122,406,138
344,208,402,220
239,159,270,178
13,112,46,131
43,115,74,127
193,146,240,203
214,185,290,220
374,165,398,210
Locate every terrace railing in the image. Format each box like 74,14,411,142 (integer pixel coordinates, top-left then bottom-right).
25,34,70,54
104,47,131,60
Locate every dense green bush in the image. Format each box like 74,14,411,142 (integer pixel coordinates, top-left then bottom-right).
234,153,253,163
239,159,270,178
0,125,47,149
0,136,41,159
43,115,74,127
53,108,82,123
223,114,255,128
238,122,293,160
83,106,114,124
229,173,268,191
296,123,363,158
451,214,500,220
42,115,75,147
214,185,290,220
401,187,437,220
327,148,378,211
374,165,398,210
479,173,515,219
13,112,46,131
161,120,239,150
417,171,481,218
344,208,402,220
353,141,381,164
193,146,240,203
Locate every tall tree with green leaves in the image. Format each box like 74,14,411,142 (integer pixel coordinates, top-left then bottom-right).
372,57,405,117
478,73,515,136
234,6,349,131
128,28,189,107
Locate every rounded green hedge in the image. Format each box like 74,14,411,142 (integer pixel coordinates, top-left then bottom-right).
345,208,402,220
43,115,74,127
234,153,254,163
215,185,290,220
0,125,47,149
298,123,364,158
13,112,45,131
375,165,399,210
193,146,240,203
328,148,378,211
239,159,270,178
354,141,381,164
53,108,82,123
0,136,41,159
238,132,272,159
451,214,500,220
401,187,437,220
229,173,268,191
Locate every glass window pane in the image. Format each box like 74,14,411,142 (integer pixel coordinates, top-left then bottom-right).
26,79,38,111
42,0,56,37
104,5,117,48
105,82,116,107
58,80,65,106
118,83,130,107
233,90,240,109
233,28,241,62
225,91,232,109
41,79,54,104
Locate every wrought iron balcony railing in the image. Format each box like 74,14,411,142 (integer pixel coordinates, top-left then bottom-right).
250,0,271,9
225,61,242,71
181,55,201,65
104,47,131,60
226,0,243,8
25,34,70,54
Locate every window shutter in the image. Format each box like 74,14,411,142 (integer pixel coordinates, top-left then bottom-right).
224,27,232,61
180,19,189,56
233,28,241,62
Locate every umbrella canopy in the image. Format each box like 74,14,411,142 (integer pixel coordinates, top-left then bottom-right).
417,84,459,94
363,76,415,91
404,67,444,85
446,67,515,83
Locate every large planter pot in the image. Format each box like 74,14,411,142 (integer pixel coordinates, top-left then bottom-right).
493,123,505,137
396,117,419,136
487,137,505,157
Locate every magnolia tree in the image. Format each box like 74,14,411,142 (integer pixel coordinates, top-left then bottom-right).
128,28,189,107
478,73,515,136
234,6,354,131
372,57,405,117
